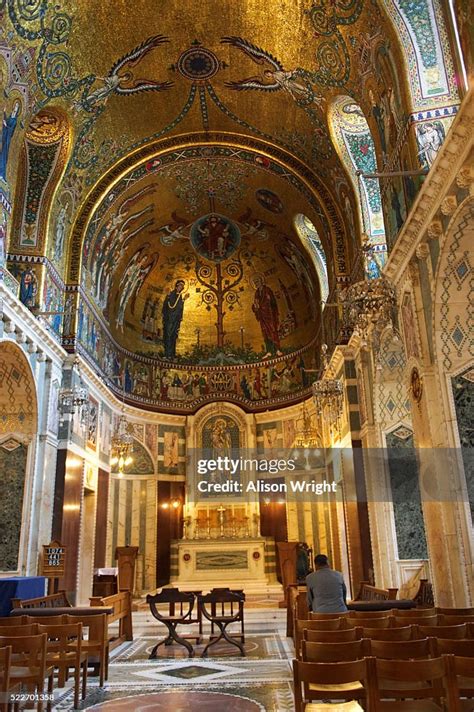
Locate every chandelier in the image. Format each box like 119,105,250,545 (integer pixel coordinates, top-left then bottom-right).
110,413,134,476
293,401,321,448
312,379,344,428
341,276,397,335
58,359,89,421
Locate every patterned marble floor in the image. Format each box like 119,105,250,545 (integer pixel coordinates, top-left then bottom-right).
53,609,295,711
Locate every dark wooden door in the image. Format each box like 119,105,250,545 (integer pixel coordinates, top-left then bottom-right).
156,481,185,587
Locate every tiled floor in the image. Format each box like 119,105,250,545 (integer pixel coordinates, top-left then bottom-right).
54,608,295,711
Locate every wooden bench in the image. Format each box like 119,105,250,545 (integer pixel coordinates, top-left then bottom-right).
11,591,71,609
89,591,133,650
353,581,399,601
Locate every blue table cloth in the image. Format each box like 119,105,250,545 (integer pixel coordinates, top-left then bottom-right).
0,576,46,616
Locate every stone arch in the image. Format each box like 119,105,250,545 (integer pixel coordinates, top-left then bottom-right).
378,0,459,110
9,107,71,258
0,340,38,573
432,197,474,520
67,133,351,286
111,437,155,476
294,214,329,303
193,401,248,450
328,96,387,277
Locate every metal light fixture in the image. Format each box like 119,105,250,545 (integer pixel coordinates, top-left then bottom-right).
312,379,344,429
293,401,321,448
58,358,89,422
341,276,397,336
110,413,134,477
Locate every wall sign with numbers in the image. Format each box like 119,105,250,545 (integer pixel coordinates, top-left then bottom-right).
41,540,67,578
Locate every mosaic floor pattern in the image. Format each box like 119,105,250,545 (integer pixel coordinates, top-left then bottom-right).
53,609,295,711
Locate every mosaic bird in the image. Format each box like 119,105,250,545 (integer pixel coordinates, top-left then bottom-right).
84,35,173,108
221,36,320,105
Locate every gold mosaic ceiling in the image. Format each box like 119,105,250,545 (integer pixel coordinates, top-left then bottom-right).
2,0,413,393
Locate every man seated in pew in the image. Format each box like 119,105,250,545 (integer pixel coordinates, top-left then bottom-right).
306,554,348,614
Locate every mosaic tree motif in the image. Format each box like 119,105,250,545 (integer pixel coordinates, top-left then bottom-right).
329,96,387,276
294,214,329,303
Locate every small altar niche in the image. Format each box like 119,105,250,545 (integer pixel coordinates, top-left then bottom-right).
186,503,256,540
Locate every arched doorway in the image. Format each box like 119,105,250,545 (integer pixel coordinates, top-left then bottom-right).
0,341,38,573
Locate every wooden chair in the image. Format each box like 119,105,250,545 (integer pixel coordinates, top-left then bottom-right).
394,608,437,618
303,628,361,643
349,610,391,619
355,625,415,641
37,623,88,710
368,637,432,659
443,654,474,708
394,614,438,627
301,618,352,631
66,613,108,687
433,638,474,657
0,634,54,712
372,656,449,709
147,589,196,658
349,616,393,629
439,614,474,626
0,624,38,638
310,612,350,620
301,639,369,663
0,617,29,627
437,607,474,617
0,645,16,712
198,590,245,657
26,614,71,626
418,623,468,640
208,588,245,643
293,657,376,710
295,618,351,657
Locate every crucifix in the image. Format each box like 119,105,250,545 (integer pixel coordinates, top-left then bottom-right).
217,505,226,538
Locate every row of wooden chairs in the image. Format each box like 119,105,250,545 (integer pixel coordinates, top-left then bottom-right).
306,614,474,630
295,618,474,654
302,624,474,644
0,613,109,710
300,636,474,663
0,635,54,712
311,610,474,625
293,654,471,712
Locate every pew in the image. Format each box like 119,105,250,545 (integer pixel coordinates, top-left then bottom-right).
89,591,133,650
353,581,399,602
11,590,71,609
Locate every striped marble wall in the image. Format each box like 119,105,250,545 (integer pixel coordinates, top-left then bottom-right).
107,477,157,594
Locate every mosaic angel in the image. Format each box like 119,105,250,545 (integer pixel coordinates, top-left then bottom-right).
221,36,324,108
81,35,173,110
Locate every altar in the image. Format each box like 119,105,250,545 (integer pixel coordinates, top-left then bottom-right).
171,537,276,593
